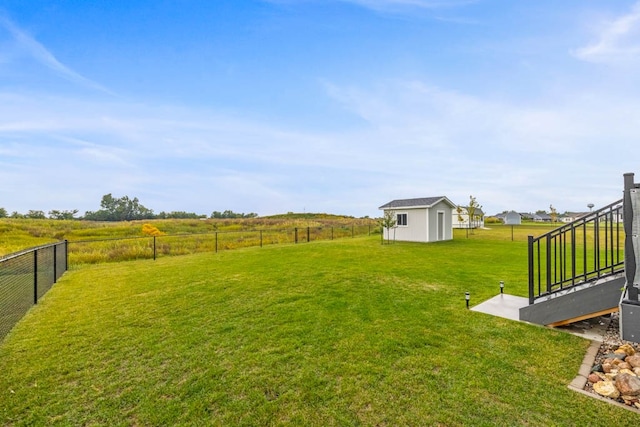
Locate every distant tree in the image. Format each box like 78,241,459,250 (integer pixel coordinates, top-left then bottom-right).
456,205,465,226
549,204,558,223
380,210,397,244
48,209,79,220
10,211,24,219
535,209,547,215
467,195,482,233
84,194,154,221
0,207,7,218
26,210,46,219
157,211,206,219
210,210,258,219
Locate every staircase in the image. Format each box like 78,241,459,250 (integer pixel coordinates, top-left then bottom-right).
519,173,640,343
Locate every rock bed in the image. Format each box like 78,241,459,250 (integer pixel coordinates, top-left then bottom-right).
584,312,640,409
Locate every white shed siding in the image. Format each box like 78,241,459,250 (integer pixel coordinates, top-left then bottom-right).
395,208,427,242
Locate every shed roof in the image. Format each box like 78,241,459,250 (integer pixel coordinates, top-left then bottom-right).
379,196,455,210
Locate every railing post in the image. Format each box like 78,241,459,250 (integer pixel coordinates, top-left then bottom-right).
260,230,263,248
624,173,635,285
295,228,298,244
153,236,157,260
624,172,639,301
545,236,552,295
528,235,535,305
307,226,310,242
65,240,68,271
215,232,218,253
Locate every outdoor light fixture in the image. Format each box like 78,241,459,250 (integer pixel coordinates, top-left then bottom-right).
500,281,504,294
465,292,470,309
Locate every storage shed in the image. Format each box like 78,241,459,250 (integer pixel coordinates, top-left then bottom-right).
503,211,522,225
379,196,456,243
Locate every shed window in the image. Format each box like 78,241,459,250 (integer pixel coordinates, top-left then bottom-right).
397,213,408,226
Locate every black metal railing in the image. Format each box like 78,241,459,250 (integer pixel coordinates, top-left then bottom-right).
0,241,68,341
527,200,624,304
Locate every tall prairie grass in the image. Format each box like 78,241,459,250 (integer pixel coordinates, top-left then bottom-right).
0,217,377,263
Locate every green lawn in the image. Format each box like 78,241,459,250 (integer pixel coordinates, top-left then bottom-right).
0,230,635,426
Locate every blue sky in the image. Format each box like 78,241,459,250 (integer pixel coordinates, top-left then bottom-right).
2,0,640,217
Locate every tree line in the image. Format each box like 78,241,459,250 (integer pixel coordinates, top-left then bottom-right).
0,194,258,221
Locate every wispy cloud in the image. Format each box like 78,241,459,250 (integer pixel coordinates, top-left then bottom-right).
323,78,640,210
572,2,640,63
0,13,114,94
339,0,476,10
263,0,475,13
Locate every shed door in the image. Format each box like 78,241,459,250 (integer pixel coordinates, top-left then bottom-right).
437,212,445,240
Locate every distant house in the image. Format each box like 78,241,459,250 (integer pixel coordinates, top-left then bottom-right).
520,212,534,221
379,196,456,243
503,211,522,225
560,212,589,223
532,213,552,222
452,206,485,229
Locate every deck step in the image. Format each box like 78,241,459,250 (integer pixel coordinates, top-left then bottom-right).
520,273,625,326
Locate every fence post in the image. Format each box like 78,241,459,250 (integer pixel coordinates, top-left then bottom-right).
53,243,57,283
331,227,334,240
352,225,354,238
65,240,68,271
215,232,218,253
33,249,38,305
260,230,263,248
307,227,310,242
295,228,298,244
153,236,157,260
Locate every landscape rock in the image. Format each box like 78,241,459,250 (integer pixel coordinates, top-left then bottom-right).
618,362,632,371
583,313,640,409
627,355,640,368
588,373,602,383
615,373,640,396
605,372,618,381
593,381,620,399
616,344,636,356
607,353,627,361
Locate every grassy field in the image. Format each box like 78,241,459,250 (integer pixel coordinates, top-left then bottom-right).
1,226,636,425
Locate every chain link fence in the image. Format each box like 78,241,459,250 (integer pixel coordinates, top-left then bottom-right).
0,241,67,341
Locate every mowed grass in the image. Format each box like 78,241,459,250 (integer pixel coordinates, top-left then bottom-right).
1,230,636,426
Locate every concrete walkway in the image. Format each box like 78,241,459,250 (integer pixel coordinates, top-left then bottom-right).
470,293,529,322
